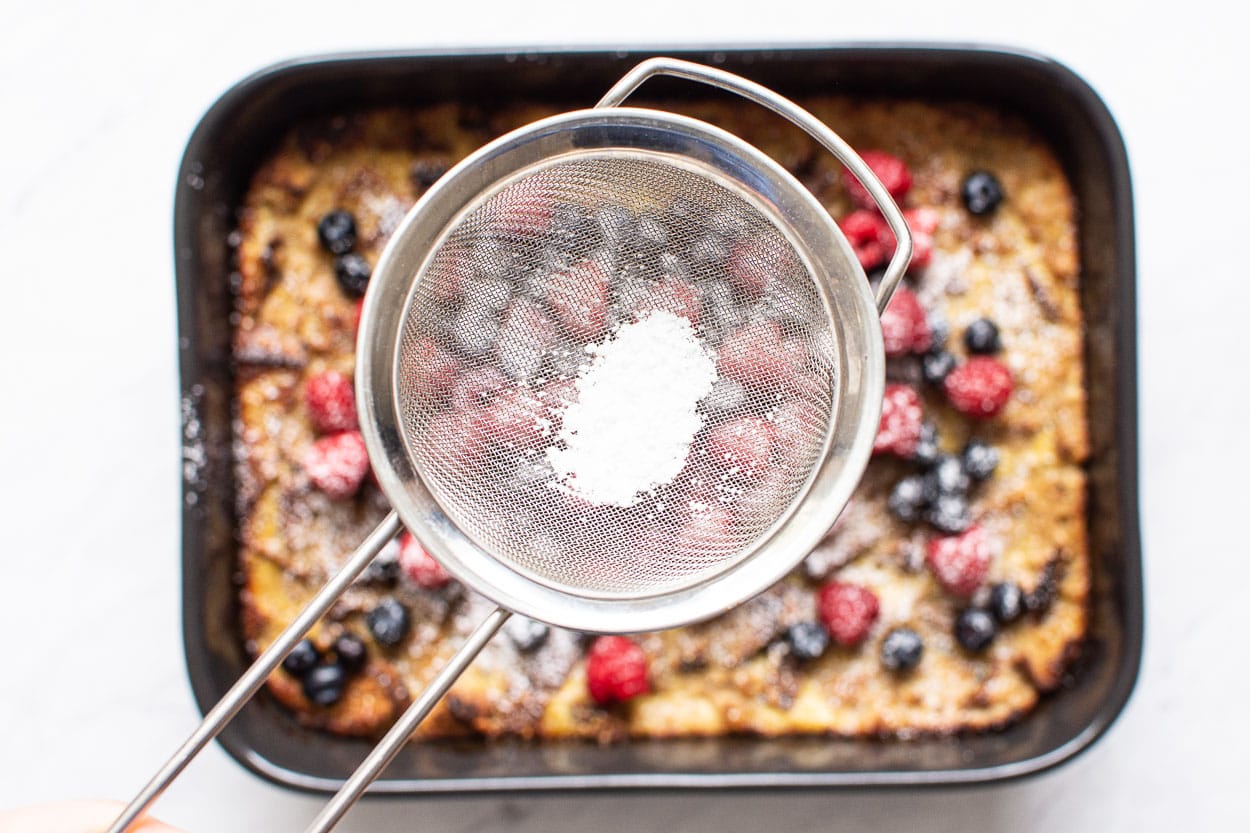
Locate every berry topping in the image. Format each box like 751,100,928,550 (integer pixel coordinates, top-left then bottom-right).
880,628,924,672
817,581,880,647
838,209,893,271
925,493,972,535
943,356,1013,419
317,210,357,256
282,639,319,678
302,663,348,707
989,582,1025,624
963,317,1002,354
332,632,368,673
888,474,933,524
410,158,451,189
880,286,932,357
407,337,459,402
786,621,830,661
926,524,992,596
844,150,912,209
505,616,550,653
912,421,941,468
305,370,358,435
954,608,997,652
359,538,401,585
716,320,793,390
707,416,777,475
547,258,609,340
929,454,971,495
873,384,924,457
334,253,372,297
921,349,957,386
903,207,939,270
962,438,1000,481
726,238,775,301
961,170,1004,216
303,431,370,499
586,635,650,705
398,531,451,589
366,598,410,647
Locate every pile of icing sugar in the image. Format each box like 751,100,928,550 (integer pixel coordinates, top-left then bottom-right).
545,311,717,507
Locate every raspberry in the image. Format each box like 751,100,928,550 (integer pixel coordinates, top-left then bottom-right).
838,209,894,271
548,258,609,340
586,635,650,705
674,504,734,554
817,581,880,646
638,277,702,325
449,365,508,411
904,207,938,271
424,408,494,470
407,337,459,402
843,150,912,210
943,356,1013,418
303,430,370,499
726,238,776,301
398,531,451,588
873,384,924,457
926,524,992,596
305,370,358,434
707,416,777,475
879,286,932,357
716,320,793,390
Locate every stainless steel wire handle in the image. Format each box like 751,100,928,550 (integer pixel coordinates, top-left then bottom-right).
597,57,914,316
106,512,404,833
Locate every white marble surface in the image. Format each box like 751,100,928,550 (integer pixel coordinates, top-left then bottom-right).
2,1,1247,830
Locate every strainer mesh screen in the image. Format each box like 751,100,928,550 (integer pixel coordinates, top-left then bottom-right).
397,155,836,597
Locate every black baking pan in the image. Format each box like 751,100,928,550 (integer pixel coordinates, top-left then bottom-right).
176,44,1141,791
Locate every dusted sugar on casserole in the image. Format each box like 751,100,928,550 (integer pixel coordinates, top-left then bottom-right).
231,98,1088,740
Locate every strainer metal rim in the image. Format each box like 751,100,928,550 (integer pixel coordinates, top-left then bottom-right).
357,106,886,634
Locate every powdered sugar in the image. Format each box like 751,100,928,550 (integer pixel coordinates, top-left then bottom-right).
544,311,717,507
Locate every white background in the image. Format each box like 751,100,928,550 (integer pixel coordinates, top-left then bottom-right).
2,1,1247,830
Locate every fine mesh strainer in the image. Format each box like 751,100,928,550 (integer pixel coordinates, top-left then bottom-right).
110,58,911,833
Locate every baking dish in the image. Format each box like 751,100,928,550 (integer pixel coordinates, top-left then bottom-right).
176,44,1141,791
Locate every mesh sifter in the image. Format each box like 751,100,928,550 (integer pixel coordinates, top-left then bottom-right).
111,58,911,833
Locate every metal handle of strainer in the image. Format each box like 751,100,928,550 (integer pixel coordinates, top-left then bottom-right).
596,57,914,316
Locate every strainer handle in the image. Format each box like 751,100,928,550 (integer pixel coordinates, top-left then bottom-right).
598,57,913,316
105,512,405,833
302,607,511,833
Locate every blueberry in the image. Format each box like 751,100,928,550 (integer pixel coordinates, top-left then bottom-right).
333,632,368,673
962,438,1000,481
689,233,730,265
955,608,997,652
925,492,971,534
964,318,1002,354
931,454,971,495
921,350,957,386
317,210,357,255
595,205,635,247
927,315,950,349
282,639,319,678
359,539,401,586
410,158,450,189
961,171,1004,216
505,616,550,653
880,628,924,671
366,598,410,647
888,475,932,524
989,582,1024,624
302,663,348,706
786,621,830,662
335,253,372,297
913,422,941,469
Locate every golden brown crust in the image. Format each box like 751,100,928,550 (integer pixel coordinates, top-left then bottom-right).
232,99,1089,741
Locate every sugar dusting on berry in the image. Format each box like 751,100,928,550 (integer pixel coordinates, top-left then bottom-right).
545,311,717,507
